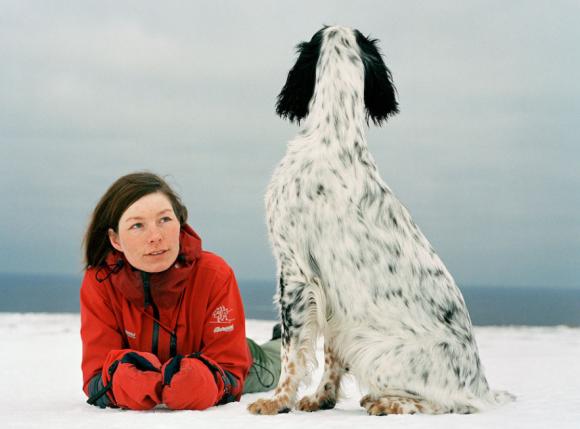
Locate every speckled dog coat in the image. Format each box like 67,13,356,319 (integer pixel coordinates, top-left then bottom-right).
248,25,514,416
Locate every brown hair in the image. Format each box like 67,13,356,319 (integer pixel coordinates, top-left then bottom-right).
83,172,188,269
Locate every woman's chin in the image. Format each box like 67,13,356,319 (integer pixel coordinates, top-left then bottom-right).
143,263,172,273
133,253,177,273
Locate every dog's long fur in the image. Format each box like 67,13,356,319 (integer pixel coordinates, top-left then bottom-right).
248,26,514,415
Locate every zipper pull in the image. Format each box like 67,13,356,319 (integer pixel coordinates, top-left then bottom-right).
141,271,152,308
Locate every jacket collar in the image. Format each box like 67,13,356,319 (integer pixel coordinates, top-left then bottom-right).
101,224,202,309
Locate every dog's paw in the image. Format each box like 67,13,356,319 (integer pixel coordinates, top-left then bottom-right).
360,395,428,415
363,400,395,416
359,394,375,408
247,397,291,415
297,394,336,412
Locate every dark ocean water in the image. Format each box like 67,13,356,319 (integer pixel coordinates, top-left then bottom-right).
0,273,579,326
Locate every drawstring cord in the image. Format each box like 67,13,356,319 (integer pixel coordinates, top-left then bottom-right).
251,360,276,388
95,259,124,283
247,339,276,388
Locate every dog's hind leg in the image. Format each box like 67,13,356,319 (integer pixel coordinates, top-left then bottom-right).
248,271,320,415
296,339,345,412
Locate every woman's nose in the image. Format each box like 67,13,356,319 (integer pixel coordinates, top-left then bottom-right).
147,226,163,243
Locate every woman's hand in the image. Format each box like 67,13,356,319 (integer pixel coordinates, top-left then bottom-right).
100,349,163,410
161,354,226,410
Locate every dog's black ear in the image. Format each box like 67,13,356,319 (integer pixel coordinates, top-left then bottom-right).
355,30,399,125
276,29,324,123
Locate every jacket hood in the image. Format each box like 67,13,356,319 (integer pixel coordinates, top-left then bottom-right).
99,223,202,309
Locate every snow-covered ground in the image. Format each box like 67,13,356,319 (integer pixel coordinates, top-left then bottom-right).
0,313,578,429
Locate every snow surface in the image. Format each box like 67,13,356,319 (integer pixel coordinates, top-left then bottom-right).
0,313,578,429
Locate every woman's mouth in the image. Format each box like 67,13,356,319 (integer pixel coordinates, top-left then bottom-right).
146,250,168,257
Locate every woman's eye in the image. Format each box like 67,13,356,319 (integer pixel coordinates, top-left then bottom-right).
130,223,143,230
160,216,172,223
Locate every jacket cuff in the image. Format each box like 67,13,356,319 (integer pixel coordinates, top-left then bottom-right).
86,373,114,408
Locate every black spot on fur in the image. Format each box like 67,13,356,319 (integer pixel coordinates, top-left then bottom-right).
441,303,458,325
279,272,285,299
354,30,399,125
393,244,401,257
339,149,353,166
388,208,399,227
307,248,322,279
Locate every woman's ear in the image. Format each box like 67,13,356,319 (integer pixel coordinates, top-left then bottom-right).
108,228,123,253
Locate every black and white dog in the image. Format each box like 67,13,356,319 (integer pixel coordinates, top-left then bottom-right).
248,25,514,415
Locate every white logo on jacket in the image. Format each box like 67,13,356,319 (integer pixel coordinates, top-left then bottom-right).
210,305,234,323
213,325,234,333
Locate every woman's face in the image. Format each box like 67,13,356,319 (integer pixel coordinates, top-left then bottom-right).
108,192,181,273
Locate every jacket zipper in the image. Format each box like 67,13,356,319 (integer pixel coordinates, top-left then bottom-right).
141,272,160,355
170,333,177,357
141,271,178,358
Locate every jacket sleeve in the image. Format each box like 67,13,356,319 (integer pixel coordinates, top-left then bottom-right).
199,267,252,402
80,269,124,397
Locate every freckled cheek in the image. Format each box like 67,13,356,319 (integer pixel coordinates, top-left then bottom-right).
167,225,181,248
121,234,147,260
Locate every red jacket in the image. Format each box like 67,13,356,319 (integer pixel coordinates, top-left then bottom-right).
80,224,251,408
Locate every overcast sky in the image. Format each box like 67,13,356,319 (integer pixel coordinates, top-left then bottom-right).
1,1,578,289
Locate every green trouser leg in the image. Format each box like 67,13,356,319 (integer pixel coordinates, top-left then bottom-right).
243,338,282,394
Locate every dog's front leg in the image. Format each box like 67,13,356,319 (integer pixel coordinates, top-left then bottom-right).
248,274,317,414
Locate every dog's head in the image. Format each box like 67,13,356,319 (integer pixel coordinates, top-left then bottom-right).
276,26,399,125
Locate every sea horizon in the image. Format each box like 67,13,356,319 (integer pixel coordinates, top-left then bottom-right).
1,272,579,326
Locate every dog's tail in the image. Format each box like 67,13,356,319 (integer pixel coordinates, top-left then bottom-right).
450,389,515,414
473,389,516,411
489,389,517,406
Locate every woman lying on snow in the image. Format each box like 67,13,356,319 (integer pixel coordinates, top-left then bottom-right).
81,172,281,410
